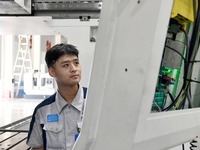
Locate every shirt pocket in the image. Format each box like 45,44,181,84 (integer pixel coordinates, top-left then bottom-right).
43,123,65,149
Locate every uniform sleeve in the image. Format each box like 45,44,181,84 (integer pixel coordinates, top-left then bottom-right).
26,110,44,148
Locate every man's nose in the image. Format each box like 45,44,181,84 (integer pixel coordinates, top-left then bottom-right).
71,64,77,71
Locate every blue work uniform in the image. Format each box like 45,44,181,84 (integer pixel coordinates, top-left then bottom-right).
26,86,87,150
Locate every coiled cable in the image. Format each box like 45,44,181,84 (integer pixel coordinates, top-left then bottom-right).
190,137,198,150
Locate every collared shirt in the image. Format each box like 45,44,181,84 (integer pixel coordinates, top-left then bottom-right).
27,85,86,150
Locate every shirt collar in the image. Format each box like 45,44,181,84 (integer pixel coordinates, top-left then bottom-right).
55,85,85,114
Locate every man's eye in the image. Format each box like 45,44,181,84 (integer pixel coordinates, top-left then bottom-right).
75,61,79,65
63,64,69,67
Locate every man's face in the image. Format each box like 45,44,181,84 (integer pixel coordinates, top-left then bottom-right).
48,54,81,87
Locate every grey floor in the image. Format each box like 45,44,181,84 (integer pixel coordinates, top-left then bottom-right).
0,97,42,149
0,97,42,128
0,97,193,150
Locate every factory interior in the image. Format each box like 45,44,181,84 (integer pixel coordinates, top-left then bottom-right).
1,0,200,150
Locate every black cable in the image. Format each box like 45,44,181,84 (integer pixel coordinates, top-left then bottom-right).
181,28,190,88
193,0,197,21
162,80,187,111
184,78,200,84
162,31,188,111
164,45,186,61
162,0,200,111
162,91,176,111
188,0,200,61
168,91,175,103
180,29,189,60
182,144,185,150
180,28,191,109
181,0,200,94
161,94,167,110
190,139,198,150
177,96,186,109
180,0,200,110
187,84,193,108
174,0,200,110
189,60,200,63
178,89,192,109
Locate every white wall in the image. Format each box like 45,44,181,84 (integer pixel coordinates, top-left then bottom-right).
0,19,99,98
0,36,1,78
52,19,99,87
1,35,14,97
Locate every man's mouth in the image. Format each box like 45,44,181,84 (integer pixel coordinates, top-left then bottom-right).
70,74,79,78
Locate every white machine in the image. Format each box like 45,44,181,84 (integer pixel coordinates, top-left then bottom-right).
23,71,56,98
1,0,200,149
73,0,200,150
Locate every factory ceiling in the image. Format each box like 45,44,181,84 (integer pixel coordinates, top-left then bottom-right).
0,0,102,19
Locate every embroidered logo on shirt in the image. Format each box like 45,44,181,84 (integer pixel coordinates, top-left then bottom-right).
47,114,59,122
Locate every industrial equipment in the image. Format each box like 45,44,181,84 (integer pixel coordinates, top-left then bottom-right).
73,0,200,150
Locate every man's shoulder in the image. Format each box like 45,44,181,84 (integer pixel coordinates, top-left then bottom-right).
35,93,57,111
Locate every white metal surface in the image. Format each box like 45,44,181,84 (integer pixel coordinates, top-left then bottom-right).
73,0,200,150
0,0,31,14
0,17,56,35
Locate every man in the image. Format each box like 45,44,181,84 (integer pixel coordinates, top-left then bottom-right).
27,43,87,150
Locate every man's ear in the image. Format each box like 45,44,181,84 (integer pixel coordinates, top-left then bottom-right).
48,67,56,77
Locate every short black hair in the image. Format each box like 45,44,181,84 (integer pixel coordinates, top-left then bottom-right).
45,43,79,68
